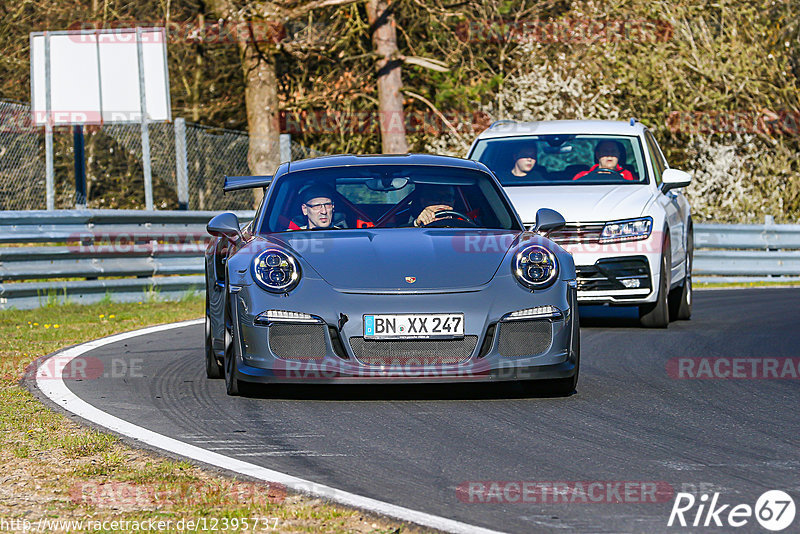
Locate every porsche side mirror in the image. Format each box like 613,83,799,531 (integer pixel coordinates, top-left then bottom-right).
661,169,692,193
532,208,566,235
207,212,243,241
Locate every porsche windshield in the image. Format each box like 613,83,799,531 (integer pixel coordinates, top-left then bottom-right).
471,134,649,186
259,165,522,233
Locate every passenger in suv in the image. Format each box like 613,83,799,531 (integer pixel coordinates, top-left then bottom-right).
509,145,547,181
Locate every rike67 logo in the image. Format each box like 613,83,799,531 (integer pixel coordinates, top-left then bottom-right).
668,490,796,531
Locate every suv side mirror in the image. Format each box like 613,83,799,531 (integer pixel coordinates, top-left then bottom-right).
661,169,692,192
207,212,243,240
532,208,566,235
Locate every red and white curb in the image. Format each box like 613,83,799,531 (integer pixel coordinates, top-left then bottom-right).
34,319,505,534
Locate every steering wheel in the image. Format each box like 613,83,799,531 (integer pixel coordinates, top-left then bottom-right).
577,167,624,181
421,210,479,228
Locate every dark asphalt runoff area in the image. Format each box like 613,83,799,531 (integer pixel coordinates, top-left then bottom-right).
49,289,800,533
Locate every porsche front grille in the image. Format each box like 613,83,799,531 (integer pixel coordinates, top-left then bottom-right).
268,324,327,360
348,336,478,366
496,320,553,357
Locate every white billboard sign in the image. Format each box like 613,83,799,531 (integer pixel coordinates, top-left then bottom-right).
30,28,170,125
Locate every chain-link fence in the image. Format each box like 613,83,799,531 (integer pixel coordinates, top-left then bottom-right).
0,101,47,210
0,99,329,211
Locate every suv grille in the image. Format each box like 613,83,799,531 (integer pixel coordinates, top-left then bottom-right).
548,223,604,245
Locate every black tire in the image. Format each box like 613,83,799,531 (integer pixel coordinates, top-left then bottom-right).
521,299,580,397
205,313,223,379
669,224,693,321
547,304,580,396
204,272,223,379
640,236,670,328
223,307,241,396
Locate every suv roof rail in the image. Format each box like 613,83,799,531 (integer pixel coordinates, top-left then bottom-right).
489,119,517,129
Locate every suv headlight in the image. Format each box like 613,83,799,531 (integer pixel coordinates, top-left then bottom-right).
252,249,301,293
513,244,558,289
600,217,652,243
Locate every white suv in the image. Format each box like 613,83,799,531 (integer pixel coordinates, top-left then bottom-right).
467,120,693,327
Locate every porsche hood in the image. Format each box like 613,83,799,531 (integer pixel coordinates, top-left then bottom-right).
270,229,521,291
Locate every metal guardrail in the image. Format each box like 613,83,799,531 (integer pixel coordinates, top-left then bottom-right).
0,211,797,309
0,210,253,310
694,221,800,281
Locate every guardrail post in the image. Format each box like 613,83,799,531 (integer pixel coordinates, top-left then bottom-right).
44,31,55,211
175,118,189,210
136,27,154,211
73,125,87,208
280,133,291,163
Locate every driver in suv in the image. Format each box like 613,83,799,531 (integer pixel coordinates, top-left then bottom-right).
572,140,635,181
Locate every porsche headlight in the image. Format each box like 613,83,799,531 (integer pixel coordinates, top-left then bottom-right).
252,249,300,293
600,217,652,243
513,245,558,289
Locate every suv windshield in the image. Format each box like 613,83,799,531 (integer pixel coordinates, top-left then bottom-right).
470,134,649,186
258,164,522,234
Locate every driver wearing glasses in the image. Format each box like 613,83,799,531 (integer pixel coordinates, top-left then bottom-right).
298,184,336,229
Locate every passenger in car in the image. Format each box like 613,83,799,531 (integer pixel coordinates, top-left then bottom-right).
572,140,635,181
509,146,547,180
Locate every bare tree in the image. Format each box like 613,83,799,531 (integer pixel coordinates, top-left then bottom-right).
207,0,360,206
366,0,408,153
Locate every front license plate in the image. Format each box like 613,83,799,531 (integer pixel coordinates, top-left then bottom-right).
363,314,464,339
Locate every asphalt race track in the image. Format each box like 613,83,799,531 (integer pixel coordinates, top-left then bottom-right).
43,289,800,533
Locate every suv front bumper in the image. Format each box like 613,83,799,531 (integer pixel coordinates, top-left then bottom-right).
562,240,663,304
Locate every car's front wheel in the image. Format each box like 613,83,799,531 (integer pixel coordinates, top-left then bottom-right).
205,314,223,379
639,236,670,328
223,306,242,396
521,305,580,397
669,223,693,321
548,306,580,396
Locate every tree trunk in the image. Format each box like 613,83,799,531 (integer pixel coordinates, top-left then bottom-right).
366,0,408,154
208,0,279,208
239,39,279,207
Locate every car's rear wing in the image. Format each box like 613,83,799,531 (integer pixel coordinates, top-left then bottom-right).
223,175,272,193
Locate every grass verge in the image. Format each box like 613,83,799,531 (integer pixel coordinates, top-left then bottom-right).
0,298,415,533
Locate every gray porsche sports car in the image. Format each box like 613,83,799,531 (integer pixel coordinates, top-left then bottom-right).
205,154,579,396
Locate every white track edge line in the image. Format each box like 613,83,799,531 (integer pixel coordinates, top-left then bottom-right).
35,319,506,534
